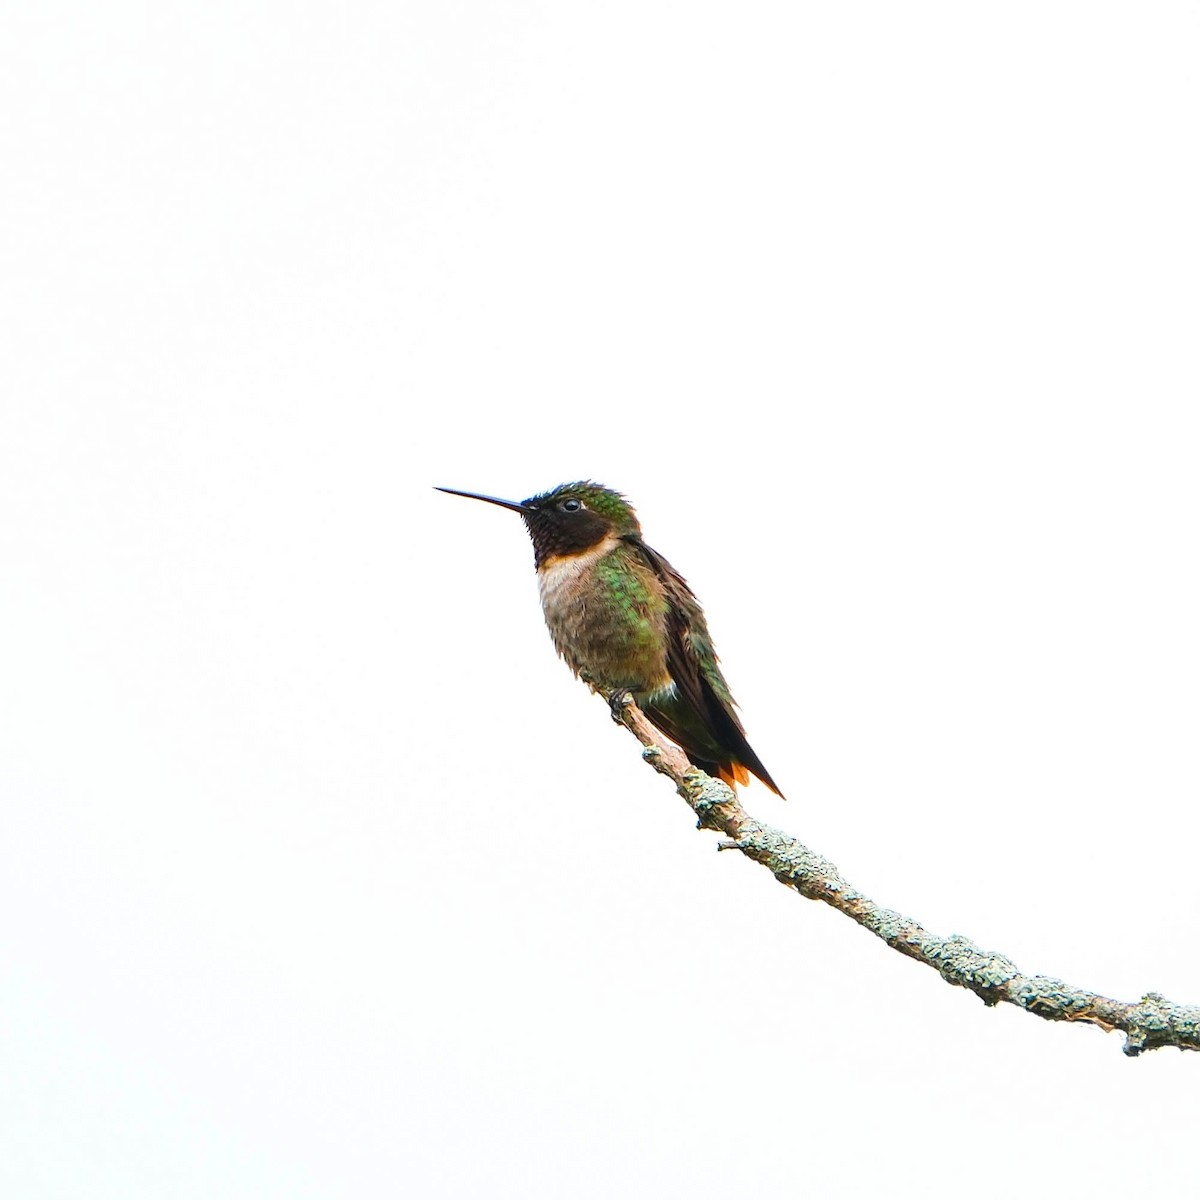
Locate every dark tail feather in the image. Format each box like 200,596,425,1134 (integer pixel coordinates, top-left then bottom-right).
642,689,787,799
700,692,787,799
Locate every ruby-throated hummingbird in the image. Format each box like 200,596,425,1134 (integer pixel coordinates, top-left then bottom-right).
437,481,784,796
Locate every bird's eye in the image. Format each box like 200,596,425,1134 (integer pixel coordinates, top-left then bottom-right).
561,498,583,513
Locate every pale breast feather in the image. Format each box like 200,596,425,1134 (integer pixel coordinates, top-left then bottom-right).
536,533,622,611
534,533,671,691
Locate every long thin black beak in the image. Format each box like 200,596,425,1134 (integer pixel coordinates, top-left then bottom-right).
435,486,531,514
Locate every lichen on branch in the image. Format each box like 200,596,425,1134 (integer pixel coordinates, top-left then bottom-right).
611,694,1200,1057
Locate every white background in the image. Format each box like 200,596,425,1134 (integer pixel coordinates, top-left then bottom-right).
3,3,1198,1196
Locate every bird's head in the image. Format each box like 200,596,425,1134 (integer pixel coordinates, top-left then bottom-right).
436,481,641,566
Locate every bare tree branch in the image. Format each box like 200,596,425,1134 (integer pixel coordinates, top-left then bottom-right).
611,695,1200,1057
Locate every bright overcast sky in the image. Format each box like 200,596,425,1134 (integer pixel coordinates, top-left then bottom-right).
3,3,1199,1197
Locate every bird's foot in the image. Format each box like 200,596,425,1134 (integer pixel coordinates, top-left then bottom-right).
607,688,633,722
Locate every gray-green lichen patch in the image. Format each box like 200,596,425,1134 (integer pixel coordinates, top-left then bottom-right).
1122,993,1200,1056
926,935,1019,995
689,774,733,809
752,829,841,885
687,774,735,826
1012,975,1077,1017
865,907,922,946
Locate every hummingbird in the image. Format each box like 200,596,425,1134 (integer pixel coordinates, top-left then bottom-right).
436,481,784,796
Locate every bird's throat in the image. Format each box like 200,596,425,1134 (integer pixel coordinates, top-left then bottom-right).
536,533,622,609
